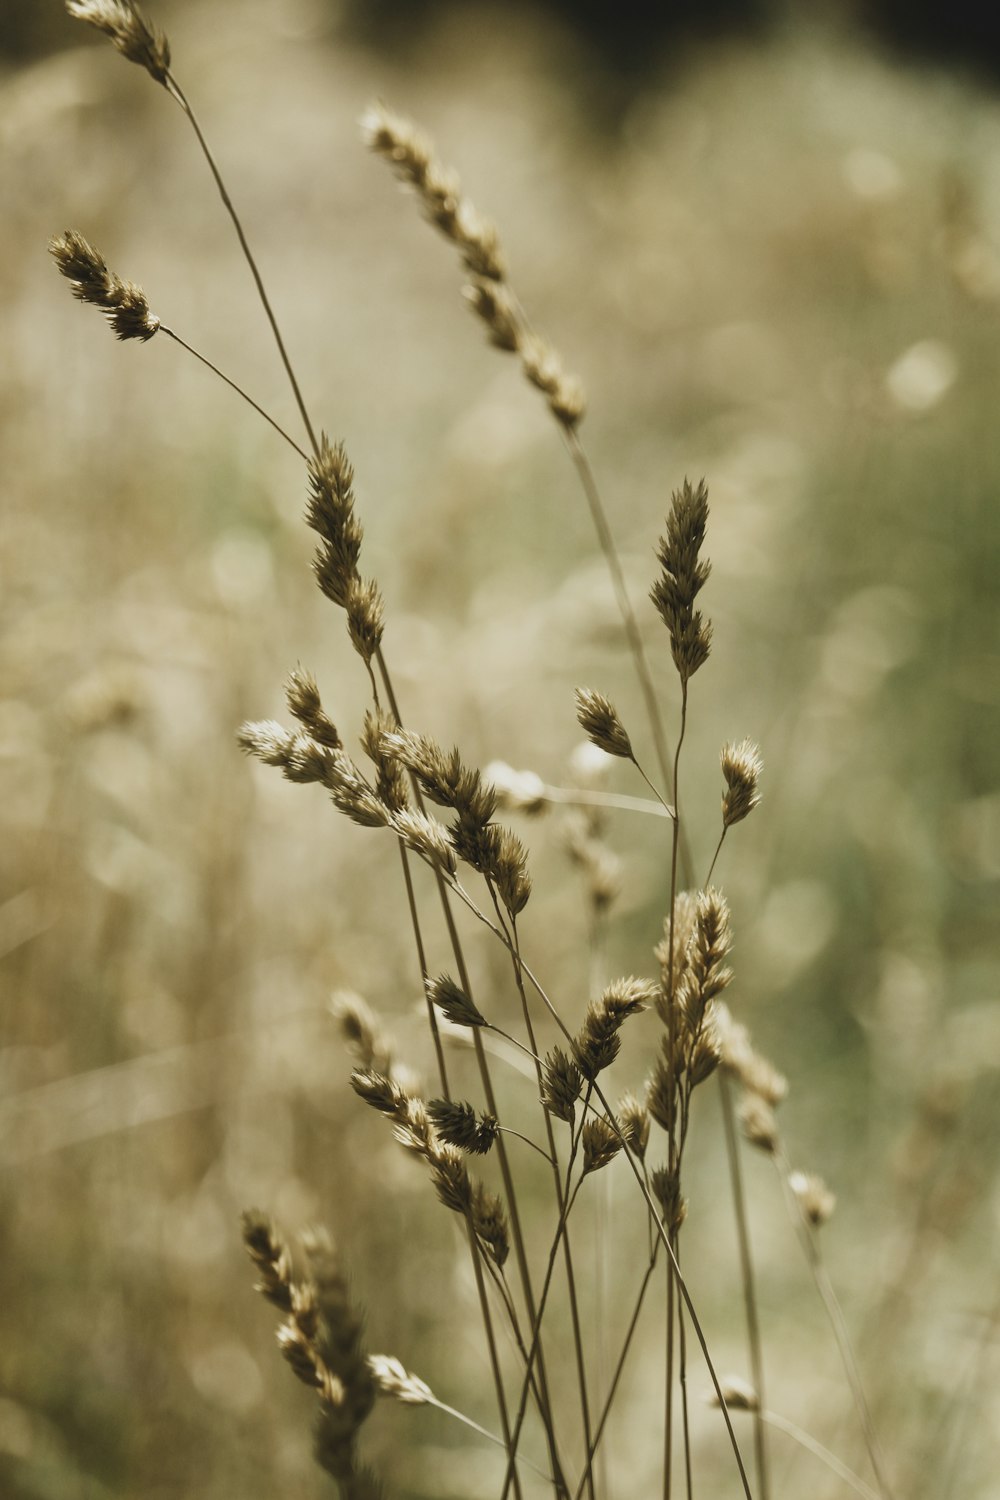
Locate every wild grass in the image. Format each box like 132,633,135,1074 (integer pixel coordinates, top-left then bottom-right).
4,3,999,1498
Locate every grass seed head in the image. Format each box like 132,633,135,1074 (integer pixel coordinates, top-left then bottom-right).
790,1170,837,1226
50,230,160,341
708,1376,759,1413
425,973,486,1028
427,1099,498,1155
65,0,170,84
739,1094,779,1154
330,991,394,1077
368,1355,433,1406
574,687,634,760
651,1164,687,1233
242,1209,294,1313
721,738,763,827
542,1047,583,1123
650,478,713,684
285,668,342,748
472,1183,510,1266
617,1092,651,1160
582,1115,622,1175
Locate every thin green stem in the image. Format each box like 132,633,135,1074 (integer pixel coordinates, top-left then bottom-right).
418,1392,552,1483
719,1072,770,1500
663,680,688,1500
435,873,567,1499
497,1125,556,1167
164,73,320,459
631,755,677,822
773,1147,894,1500
705,826,727,887
446,876,753,1499
563,429,672,788
501,1143,587,1500
539,783,673,819
561,427,695,887
504,905,597,1500
573,1244,661,1500
760,1410,879,1500
160,327,308,458
677,1243,694,1500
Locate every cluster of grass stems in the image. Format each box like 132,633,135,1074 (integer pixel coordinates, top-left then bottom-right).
54,6,898,1499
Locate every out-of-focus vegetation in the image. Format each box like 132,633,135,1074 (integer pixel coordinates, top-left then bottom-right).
2,2,999,1497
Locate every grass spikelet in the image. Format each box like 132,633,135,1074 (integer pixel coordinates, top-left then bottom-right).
363,100,586,429
429,1145,473,1215
574,977,652,1082
617,1092,651,1160
368,1355,433,1406
350,1068,409,1118
651,1164,687,1234
285,668,343,748
520,332,587,428
331,991,394,1077
360,709,410,813
739,1094,780,1154
360,102,506,281
345,576,385,667
582,1115,622,1175
471,1182,510,1267
49,230,160,341
425,973,486,1029
721,738,763,828
307,436,364,609
65,0,170,85
390,809,458,876
241,1209,294,1313
650,478,713,684
789,1170,837,1226
542,1047,583,1123
427,1099,498,1155
574,687,634,760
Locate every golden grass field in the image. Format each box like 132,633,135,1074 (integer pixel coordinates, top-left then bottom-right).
2,2,999,1496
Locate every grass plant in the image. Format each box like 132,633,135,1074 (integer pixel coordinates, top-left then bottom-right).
42,4,988,1498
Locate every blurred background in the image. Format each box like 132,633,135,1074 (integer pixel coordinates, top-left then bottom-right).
2,0,999,1496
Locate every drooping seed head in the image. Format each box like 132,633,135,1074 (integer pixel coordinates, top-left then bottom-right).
307,435,363,610
427,1099,498,1155
581,1115,622,1175
285,667,342,748
789,1170,836,1226
651,1164,687,1233
472,1183,510,1267
362,102,507,281
241,1209,294,1313
425,973,486,1029
739,1094,779,1154
391,809,458,876
485,761,548,816
330,991,393,1077
464,276,521,351
707,1376,759,1413
50,230,160,341
574,687,633,760
617,1092,651,1161
721,738,763,828
65,1,170,85
345,576,385,666
368,1354,433,1406
541,1047,583,1123
574,977,653,1081
350,1068,408,1119
520,333,585,428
